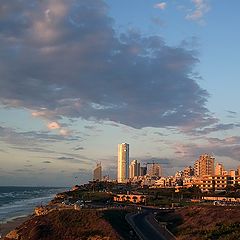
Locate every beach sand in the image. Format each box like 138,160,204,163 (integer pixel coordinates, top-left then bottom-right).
0,216,30,238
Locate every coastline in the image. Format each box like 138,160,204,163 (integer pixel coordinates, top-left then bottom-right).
0,186,67,238
0,215,31,238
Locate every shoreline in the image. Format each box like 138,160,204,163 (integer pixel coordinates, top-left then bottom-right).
0,215,31,238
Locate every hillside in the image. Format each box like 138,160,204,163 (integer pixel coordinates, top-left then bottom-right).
156,205,240,240
4,209,132,240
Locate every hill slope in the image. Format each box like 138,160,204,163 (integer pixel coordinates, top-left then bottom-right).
4,209,126,240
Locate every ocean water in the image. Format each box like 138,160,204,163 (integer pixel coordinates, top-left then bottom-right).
0,186,67,223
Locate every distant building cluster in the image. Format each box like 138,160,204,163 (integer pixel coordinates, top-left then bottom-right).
92,144,240,193
155,153,240,192
92,142,163,184
117,142,163,184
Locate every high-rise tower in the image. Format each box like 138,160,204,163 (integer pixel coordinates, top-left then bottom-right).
93,162,102,181
194,154,215,177
117,143,129,183
129,160,140,179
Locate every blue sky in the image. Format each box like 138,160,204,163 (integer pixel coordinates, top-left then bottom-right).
0,0,240,186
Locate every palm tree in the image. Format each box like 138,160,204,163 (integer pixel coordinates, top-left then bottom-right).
121,195,126,202
140,195,145,203
126,195,131,202
132,196,138,203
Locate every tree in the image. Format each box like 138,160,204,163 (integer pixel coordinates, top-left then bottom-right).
126,195,131,202
132,196,137,203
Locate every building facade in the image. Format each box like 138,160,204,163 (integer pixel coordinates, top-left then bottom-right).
93,162,102,181
140,166,147,176
194,160,200,177
194,154,215,177
194,175,233,192
117,143,129,183
183,166,194,178
215,163,224,175
129,159,140,179
147,163,162,178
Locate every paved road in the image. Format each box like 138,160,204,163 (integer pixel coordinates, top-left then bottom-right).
128,211,168,240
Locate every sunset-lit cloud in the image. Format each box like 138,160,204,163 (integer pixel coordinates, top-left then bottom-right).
154,2,167,10
186,0,210,22
47,121,61,130
174,137,240,164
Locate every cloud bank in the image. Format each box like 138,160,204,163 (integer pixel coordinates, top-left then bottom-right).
0,0,214,130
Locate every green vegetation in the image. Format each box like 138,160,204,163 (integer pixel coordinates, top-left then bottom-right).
54,189,113,204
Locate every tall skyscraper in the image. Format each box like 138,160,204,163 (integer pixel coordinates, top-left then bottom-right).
194,154,215,177
93,162,102,181
117,143,129,183
129,160,140,179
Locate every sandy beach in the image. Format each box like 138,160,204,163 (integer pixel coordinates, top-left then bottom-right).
0,216,30,238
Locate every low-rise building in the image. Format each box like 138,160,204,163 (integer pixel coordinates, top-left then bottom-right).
193,175,234,192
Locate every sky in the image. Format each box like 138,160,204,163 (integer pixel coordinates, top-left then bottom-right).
0,0,240,186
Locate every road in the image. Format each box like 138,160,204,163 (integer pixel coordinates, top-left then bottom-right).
127,210,169,240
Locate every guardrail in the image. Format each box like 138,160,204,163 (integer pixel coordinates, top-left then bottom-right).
147,214,176,240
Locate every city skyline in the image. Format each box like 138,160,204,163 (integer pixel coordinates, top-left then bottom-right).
1,0,240,186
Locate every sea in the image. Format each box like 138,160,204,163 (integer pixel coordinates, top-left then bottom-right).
0,186,67,223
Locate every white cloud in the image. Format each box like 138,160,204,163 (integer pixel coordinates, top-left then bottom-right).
154,2,167,10
59,128,70,136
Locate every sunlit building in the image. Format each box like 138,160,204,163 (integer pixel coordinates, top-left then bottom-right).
183,166,194,178
129,160,140,179
215,163,224,175
194,159,200,177
237,166,240,176
117,143,129,183
194,154,215,177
